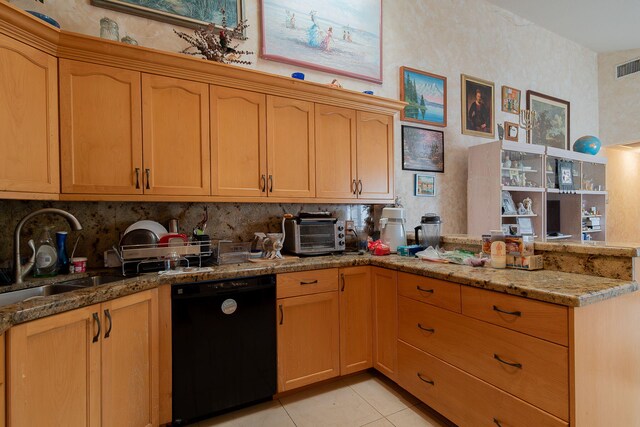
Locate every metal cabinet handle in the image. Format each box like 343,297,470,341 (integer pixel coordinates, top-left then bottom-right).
261,174,266,192
416,373,434,385
104,309,112,339
300,280,318,285
340,273,345,292
493,418,503,427
417,323,435,333
357,179,363,194
492,305,522,317
416,286,434,294
268,175,274,192
494,354,522,369
145,168,151,190
352,179,357,195
279,304,284,325
135,168,140,189
92,312,101,343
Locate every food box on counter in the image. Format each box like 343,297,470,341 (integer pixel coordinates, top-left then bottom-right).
506,254,544,270
505,235,534,257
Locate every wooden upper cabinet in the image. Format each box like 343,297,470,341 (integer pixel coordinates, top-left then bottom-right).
356,111,394,200
7,304,101,427
0,34,59,194
266,96,315,198
142,74,210,196
315,104,357,199
339,266,373,375
59,60,143,195
210,86,267,197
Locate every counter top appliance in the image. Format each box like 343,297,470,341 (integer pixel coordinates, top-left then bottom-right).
379,207,407,253
283,212,345,255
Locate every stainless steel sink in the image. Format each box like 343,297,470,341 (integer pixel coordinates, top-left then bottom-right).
0,274,124,308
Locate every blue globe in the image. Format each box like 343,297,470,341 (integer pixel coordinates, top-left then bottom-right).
573,135,602,155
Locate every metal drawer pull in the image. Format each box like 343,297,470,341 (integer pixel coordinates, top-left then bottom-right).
268,175,274,192
279,304,284,325
92,312,101,343
300,280,318,285
357,179,363,194
104,309,112,339
145,168,151,189
416,286,434,294
341,273,345,292
134,168,140,189
494,354,522,369
492,305,522,317
352,179,357,194
417,323,435,333
493,418,503,427
416,373,434,385
260,174,266,192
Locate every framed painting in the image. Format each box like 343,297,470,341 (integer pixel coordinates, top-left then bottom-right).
527,90,570,150
415,174,435,197
501,85,521,114
504,121,519,141
91,0,244,29
400,67,447,127
461,74,495,138
401,126,444,173
260,0,383,83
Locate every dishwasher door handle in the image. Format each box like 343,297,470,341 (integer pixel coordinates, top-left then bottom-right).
279,304,284,325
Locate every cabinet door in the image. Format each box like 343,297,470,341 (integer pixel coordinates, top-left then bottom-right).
267,96,315,198
211,86,267,196
372,267,397,379
101,289,158,427
0,34,59,194
277,292,340,392
142,74,210,196
339,266,373,375
60,60,143,195
315,104,357,199
356,112,394,200
7,305,101,427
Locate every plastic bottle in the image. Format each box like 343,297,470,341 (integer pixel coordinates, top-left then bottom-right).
490,230,507,269
56,231,69,274
34,226,58,277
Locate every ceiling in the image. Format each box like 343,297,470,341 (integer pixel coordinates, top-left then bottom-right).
485,0,640,53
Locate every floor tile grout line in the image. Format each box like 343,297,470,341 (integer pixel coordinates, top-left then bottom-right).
277,397,299,427
346,382,387,420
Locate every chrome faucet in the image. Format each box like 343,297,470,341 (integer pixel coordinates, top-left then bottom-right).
14,208,83,284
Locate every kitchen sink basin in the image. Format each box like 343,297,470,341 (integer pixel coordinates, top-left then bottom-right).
0,274,124,308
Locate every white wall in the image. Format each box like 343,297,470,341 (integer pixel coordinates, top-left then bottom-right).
14,0,599,233
603,146,640,244
598,48,640,146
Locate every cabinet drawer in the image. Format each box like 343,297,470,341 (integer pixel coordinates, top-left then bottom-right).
398,296,569,420
397,272,461,312
397,341,567,427
277,269,339,298
461,286,568,346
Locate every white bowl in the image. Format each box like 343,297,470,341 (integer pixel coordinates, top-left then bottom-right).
124,220,168,239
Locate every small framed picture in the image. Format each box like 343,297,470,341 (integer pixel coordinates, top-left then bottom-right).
557,159,575,192
415,174,435,197
461,74,495,138
517,217,534,235
501,85,521,114
501,190,517,215
504,122,519,141
402,125,444,173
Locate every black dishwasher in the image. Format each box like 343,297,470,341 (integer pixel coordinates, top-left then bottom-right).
171,275,276,425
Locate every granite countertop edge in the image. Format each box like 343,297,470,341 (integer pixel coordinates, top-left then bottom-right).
0,254,636,334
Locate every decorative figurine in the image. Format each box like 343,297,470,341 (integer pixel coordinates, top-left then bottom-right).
517,202,527,215
523,197,533,215
497,123,504,141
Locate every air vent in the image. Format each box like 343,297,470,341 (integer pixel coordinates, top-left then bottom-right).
616,58,640,79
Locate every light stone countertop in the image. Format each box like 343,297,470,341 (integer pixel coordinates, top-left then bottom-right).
0,253,636,335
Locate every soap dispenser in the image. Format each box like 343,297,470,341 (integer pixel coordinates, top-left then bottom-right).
34,226,58,277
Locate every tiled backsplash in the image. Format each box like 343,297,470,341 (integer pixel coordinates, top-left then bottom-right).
1,201,376,269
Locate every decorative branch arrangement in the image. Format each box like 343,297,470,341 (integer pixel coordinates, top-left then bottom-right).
174,9,253,65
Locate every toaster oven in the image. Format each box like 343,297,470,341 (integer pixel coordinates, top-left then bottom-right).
283,217,346,255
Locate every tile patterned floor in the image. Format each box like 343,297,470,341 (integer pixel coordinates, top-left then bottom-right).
197,371,455,427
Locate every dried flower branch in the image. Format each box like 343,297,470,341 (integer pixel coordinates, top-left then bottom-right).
174,8,253,65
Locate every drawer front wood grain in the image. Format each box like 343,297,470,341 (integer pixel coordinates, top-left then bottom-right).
397,272,461,312
461,286,569,346
397,341,568,427
398,296,569,420
277,268,339,298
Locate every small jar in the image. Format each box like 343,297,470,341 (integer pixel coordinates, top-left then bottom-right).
121,35,138,45
100,17,119,41
490,230,506,269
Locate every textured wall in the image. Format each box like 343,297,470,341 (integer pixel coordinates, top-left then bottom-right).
4,0,599,266
602,147,640,244
598,48,640,146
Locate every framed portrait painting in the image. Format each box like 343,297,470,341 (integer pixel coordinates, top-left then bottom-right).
400,67,447,127
91,0,244,29
461,75,495,138
527,90,570,150
501,85,521,114
402,126,444,173
260,0,383,83
415,174,435,197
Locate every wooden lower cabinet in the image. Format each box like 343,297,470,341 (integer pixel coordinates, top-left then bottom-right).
277,291,340,392
339,267,373,375
371,267,397,379
6,289,158,427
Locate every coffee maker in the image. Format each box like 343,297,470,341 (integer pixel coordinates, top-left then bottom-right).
379,207,407,253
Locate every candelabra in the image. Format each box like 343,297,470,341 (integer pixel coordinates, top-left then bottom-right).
519,109,536,131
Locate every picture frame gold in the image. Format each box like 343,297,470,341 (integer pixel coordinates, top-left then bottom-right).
504,121,519,141
501,85,521,114
461,74,495,139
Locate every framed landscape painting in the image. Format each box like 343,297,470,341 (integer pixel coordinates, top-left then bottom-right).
91,0,244,29
260,0,383,83
400,66,447,127
402,126,444,173
527,90,570,150
461,74,495,139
